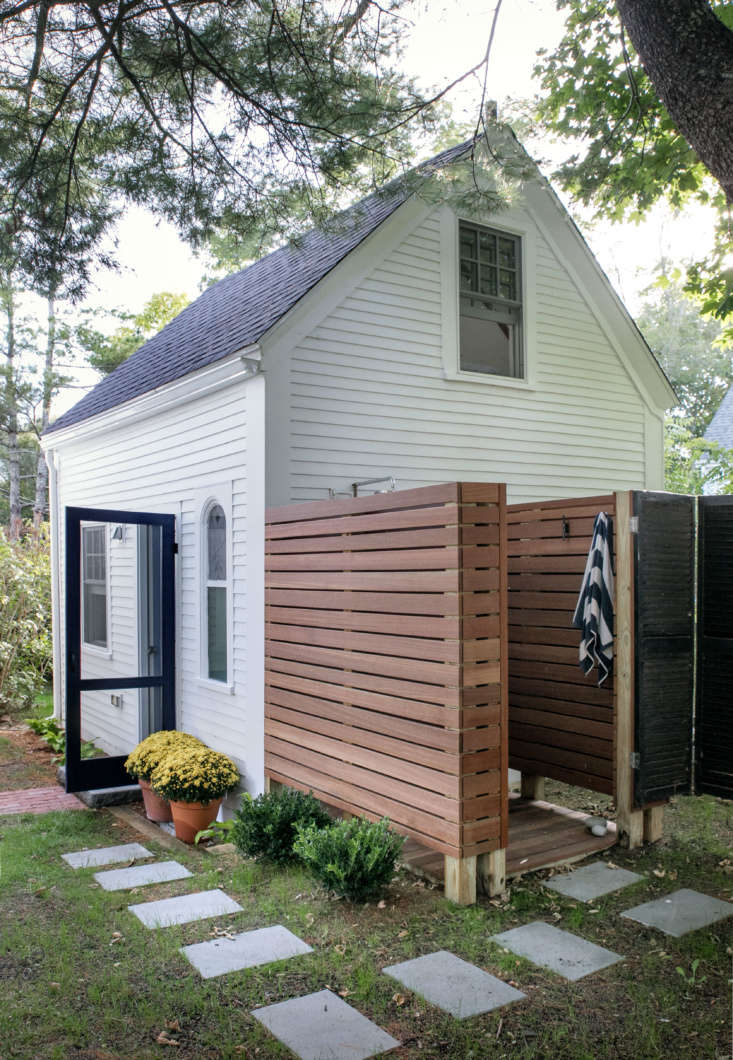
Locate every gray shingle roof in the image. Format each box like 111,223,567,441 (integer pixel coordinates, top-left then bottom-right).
47,141,473,434
705,386,733,448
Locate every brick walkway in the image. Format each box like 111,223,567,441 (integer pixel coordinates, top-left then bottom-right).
0,786,86,815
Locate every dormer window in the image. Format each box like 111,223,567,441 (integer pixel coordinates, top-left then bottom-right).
459,222,523,379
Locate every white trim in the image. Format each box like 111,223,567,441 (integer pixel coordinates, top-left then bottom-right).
80,521,111,653
42,349,260,450
440,205,538,388
195,483,234,690
245,372,266,793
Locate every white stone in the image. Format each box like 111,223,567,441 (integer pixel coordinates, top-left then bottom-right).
252,990,400,1060
128,889,242,928
181,925,312,979
62,843,152,869
383,950,525,1018
94,860,192,891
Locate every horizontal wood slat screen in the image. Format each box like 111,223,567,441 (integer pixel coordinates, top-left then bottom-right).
507,495,616,795
265,483,508,860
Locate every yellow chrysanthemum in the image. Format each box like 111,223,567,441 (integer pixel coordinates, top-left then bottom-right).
124,730,204,781
149,745,240,804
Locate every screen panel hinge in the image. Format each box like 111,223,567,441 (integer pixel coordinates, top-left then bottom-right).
629,516,639,534
629,751,641,769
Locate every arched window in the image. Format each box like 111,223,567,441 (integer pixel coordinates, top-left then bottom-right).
206,504,227,681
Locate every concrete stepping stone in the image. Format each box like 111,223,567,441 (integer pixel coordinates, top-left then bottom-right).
181,924,312,979
128,888,243,928
252,989,399,1060
94,860,192,891
621,888,733,938
62,843,152,869
492,921,623,981
544,860,643,902
383,949,525,1018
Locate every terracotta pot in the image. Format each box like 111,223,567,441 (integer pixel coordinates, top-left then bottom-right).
169,798,222,844
139,778,172,823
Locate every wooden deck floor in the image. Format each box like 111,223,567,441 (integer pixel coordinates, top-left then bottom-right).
400,794,618,886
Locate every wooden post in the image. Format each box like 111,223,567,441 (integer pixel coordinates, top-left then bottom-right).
477,848,506,897
520,775,545,800
614,491,644,849
444,855,477,905
643,805,664,843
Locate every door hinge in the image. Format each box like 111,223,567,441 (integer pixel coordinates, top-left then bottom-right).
172,542,179,554
629,751,640,769
629,516,639,534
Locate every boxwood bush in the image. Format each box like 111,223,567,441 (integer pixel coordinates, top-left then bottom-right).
293,815,405,902
231,787,331,864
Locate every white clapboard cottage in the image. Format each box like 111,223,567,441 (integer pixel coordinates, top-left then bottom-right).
42,133,674,796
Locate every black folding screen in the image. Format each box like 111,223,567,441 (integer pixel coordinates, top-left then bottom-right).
632,492,733,805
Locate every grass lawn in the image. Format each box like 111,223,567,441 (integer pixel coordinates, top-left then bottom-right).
0,791,731,1059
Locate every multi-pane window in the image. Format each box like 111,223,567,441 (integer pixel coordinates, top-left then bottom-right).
206,504,227,682
82,525,108,648
459,222,523,378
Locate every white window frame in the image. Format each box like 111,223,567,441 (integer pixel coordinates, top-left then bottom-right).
197,487,234,693
440,205,537,389
81,522,111,657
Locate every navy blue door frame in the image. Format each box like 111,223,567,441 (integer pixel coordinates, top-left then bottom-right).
64,506,176,793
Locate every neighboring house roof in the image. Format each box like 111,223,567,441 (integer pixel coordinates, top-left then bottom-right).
47,141,473,434
705,386,733,448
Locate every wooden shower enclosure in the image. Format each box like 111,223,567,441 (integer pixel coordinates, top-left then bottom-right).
264,483,655,905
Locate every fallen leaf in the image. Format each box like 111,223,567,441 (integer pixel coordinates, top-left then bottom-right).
338,989,350,998
392,993,407,1006
155,1031,180,1047
165,1020,181,1032
377,900,386,909
397,930,408,939
653,869,666,878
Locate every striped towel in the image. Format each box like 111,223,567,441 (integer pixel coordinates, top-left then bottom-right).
572,512,614,685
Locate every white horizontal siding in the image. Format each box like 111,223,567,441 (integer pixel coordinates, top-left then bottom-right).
52,375,265,790
280,206,650,504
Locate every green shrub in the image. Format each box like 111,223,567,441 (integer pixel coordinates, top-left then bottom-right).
293,815,405,902
0,527,52,714
231,788,331,864
26,714,64,754
25,713,98,762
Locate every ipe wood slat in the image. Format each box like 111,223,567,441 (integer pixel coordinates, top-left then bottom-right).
267,547,460,572
509,720,612,759
508,675,612,706
267,483,459,526
266,705,459,776
266,686,461,752
509,737,613,780
506,496,615,522
266,622,460,663
267,656,460,707
267,570,459,593
509,704,613,740
508,625,580,648
267,503,461,541
266,639,460,686
509,642,579,665
266,734,460,819
266,589,458,616
266,607,461,639
507,516,598,541
509,754,614,795
267,525,458,555
265,759,461,852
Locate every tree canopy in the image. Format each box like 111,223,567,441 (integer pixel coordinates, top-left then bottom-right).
0,0,462,294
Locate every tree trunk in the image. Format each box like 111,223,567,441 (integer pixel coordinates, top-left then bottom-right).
617,0,733,201
33,293,55,531
2,280,22,541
